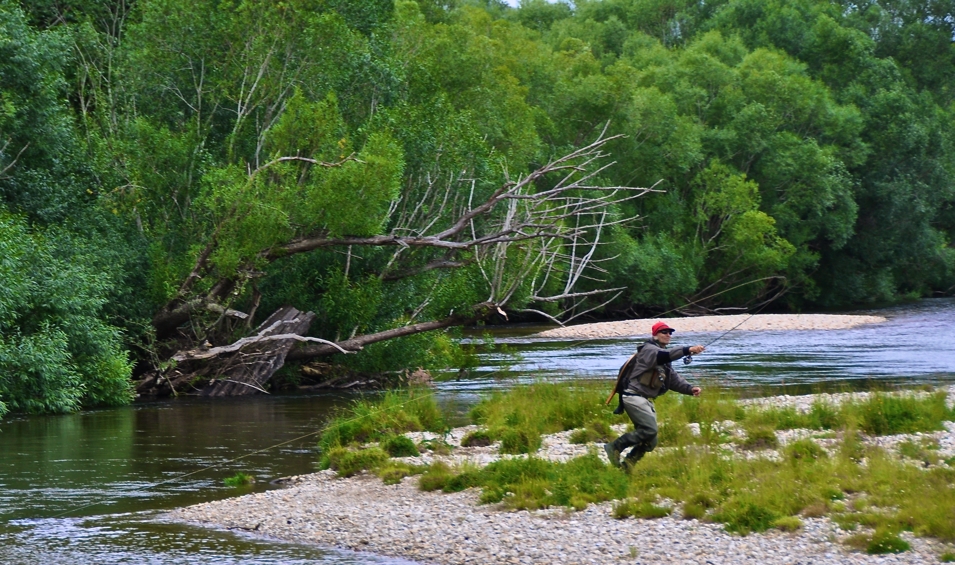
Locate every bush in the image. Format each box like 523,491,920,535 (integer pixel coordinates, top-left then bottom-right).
499,428,540,454
325,446,390,477
461,430,492,447
865,528,911,555
713,500,781,535
381,434,420,457
0,215,133,417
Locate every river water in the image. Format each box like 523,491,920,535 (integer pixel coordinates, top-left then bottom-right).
1,298,953,564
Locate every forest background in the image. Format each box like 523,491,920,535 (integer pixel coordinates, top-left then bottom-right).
1,0,954,418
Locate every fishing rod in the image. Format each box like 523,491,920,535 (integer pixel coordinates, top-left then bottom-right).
681,285,784,365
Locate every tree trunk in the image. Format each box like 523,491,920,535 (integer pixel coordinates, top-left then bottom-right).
201,306,314,396
136,306,315,397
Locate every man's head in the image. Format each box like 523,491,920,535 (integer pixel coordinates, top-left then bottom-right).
652,321,674,345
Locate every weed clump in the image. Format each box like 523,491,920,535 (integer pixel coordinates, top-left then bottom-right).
418,438,452,455
846,528,911,554
713,500,780,535
469,382,611,451
223,472,255,487
772,516,803,532
569,421,613,444
377,461,423,485
380,434,420,457
740,426,779,450
499,428,539,454
460,430,492,447
613,499,672,519
318,390,445,460
326,446,390,477
785,439,828,462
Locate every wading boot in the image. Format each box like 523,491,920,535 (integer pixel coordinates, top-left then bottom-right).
622,451,644,473
604,442,621,468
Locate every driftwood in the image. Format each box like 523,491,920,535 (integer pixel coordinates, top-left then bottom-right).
136,306,317,397
200,306,315,396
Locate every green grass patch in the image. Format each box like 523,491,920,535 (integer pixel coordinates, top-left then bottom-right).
318,389,445,467
569,420,614,444
940,551,955,562
325,446,390,477
772,516,803,532
737,392,954,436
613,498,672,519
223,472,255,487
380,434,420,457
460,429,492,447
468,382,612,453
377,460,425,485
418,452,629,511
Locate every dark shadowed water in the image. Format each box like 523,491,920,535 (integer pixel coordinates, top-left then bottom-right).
1,299,953,564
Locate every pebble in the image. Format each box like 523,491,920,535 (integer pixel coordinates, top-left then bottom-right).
169,387,955,564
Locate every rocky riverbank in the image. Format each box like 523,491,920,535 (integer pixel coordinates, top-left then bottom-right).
534,313,887,339
170,387,955,565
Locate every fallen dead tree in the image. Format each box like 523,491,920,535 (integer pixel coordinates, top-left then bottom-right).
138,130,650,397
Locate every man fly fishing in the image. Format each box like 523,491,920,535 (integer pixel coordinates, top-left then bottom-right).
604,321,705,471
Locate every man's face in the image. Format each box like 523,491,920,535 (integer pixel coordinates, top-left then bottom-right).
654,330,673,345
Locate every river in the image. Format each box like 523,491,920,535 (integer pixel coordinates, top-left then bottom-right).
1,298,953,564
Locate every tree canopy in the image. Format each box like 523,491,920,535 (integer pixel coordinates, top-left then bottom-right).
2,0,954,414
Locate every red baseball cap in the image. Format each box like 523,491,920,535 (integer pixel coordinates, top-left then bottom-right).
652,321,674,335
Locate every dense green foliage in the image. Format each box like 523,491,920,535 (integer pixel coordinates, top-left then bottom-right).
2,0,955,415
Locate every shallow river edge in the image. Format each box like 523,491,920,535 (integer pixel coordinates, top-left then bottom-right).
170,387,955,565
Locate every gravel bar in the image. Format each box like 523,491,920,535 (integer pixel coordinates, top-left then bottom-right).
170,388,955,565
534,314,887,340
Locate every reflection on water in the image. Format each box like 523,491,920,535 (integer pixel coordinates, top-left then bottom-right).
2,299,953,564
440,298,955,395
0,394,419,565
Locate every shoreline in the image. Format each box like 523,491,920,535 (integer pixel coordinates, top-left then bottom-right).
170,386,955,565
533,313,887,340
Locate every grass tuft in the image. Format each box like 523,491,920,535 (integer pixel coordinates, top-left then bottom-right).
318,389,445,464
740,425,779,450
613,498,672,519
326,446,390,477
772,516,803,532
568,420,614,444
461,429,492,447
223,472,255,487
380,434,420,457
